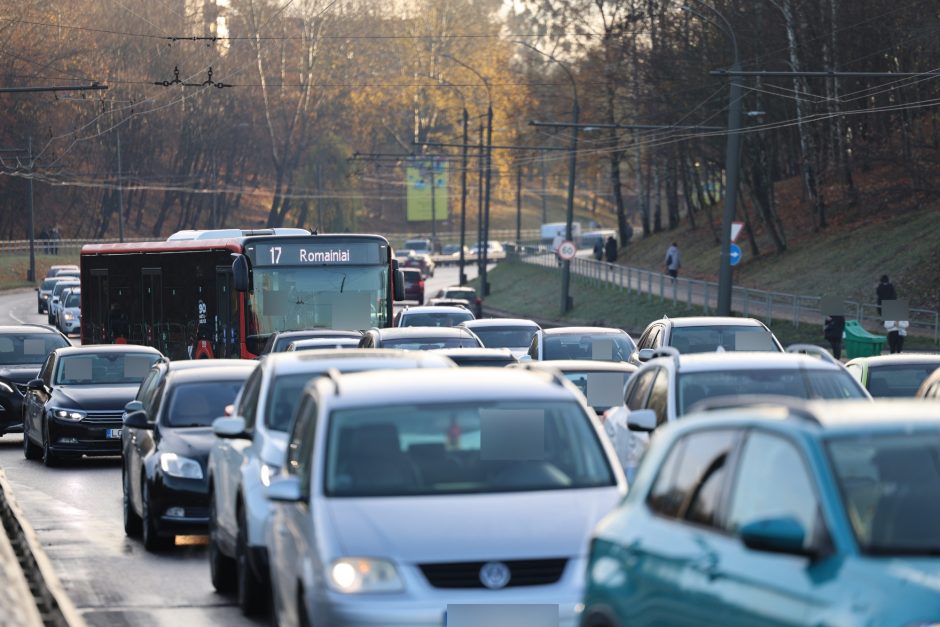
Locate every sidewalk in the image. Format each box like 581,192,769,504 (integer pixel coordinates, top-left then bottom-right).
0,469,44,627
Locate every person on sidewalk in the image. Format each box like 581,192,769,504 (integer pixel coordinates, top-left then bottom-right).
664,242,681,283
824,314,846,360
884,318,908,354
605,235,618,263
876,275,897,317
593,238,603,261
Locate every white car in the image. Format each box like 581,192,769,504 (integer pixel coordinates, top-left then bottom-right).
56,287,81,335
604,350,872,482
206,349,455,615
264,368,627,627
47,279,79,326
470,240,506,260
393,305,474,328
459,318,541,359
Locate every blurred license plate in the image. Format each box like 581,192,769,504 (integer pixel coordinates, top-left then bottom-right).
106,429,122,439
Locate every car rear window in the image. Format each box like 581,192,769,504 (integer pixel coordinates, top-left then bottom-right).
400,312,473,327
543,334,635,361
382,337,481,350
670,325,780,353
867,364,940,397
470,326,538,349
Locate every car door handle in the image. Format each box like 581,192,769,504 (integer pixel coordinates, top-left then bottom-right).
689,553,719,580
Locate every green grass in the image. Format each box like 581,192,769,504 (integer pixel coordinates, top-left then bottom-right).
475,260,938,351
0,253,80,290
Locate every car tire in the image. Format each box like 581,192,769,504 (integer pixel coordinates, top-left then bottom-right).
141,481,172,552
236,506,267,615
23,426,41,460
123,467,142,538
41,423,58,467
209,493,236,594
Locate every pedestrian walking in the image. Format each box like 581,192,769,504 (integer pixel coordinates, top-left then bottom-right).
605,235,618,263
593,238,603,261
39,228,49,254
50,225,61,255
664,242,681,283
884,319,908,354
824,314,846,360
876,274,897,317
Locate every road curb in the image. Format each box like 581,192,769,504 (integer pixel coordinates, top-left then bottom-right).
0,468,85,627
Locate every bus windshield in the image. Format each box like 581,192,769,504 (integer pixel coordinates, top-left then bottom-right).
247,265,389,340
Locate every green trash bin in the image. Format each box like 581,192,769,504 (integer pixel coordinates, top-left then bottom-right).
843,320,887,358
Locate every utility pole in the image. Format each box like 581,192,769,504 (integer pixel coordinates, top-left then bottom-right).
429,158,437,247
27,138,35,283
540,154,547,224
459,109,469,285
116,128,125,242
477,122,485,279
481,105,493,296
516,163,522,247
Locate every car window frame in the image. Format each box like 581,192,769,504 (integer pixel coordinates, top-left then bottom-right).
625,367,657,409
237,367,263,431
39,353,55,386
645,367,671,426
286,395,319,499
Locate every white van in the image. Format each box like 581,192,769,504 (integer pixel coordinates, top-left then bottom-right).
540,222,582,251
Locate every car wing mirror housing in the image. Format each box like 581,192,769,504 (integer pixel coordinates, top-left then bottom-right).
267,476,305,503
740,516,817,558
213,416,250,439
637,348,656,362
27,378,45,391
627,408,657,432
123,410,152,430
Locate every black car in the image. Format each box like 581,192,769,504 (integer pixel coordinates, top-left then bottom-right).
22,344,163,466
123,360,255,551
0,325,71,436
258,329,363,356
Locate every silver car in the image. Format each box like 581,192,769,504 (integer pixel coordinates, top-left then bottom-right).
207,349,456,615
47,279,79,326
265,368,627,627
57,287,81,335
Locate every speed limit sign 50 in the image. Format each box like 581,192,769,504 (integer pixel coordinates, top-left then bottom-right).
557,240,577,260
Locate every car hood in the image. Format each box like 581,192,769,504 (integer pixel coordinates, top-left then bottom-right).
157,427,215,465
326,487,621,562
0,365,42,385
53,385,139,410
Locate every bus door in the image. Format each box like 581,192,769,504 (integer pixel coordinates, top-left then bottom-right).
141,268,163,348
215,266,237,358
89,269,109,343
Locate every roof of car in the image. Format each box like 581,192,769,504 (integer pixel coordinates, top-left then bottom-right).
846,354,940,367
515,359,637,374
320,367,575,407
52,344,163,356
372,326,478,339
542,326,630,336
658,351,846,372
270,329,363,339
460,318,540,328
430,348,516,360
0,324,65,335
166,362,256,384
399,305,470,314
262,347,456,373
289,338,361,348
440,286,476,292
658,316,768,328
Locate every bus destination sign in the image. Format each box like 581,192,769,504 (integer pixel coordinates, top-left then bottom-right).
251,241,385,266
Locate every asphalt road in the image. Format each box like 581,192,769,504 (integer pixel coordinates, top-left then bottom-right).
0,264,483,626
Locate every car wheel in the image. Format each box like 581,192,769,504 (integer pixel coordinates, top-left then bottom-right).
41,423,58,467
141,481,172,552
23,424,41,460
123,467,142,538
209,493,236,594
236,506,267,615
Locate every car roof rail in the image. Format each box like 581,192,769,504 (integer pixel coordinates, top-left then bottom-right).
687,394,820,424
785,343,839,366
323,367,342,394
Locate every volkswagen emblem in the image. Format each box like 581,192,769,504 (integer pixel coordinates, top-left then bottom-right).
479,561,511,589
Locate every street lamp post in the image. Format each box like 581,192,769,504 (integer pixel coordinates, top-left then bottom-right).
684,1,742,316
516,41,579,315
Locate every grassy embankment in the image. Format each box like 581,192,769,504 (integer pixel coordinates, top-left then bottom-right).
475,260,938,351
0,253,80,290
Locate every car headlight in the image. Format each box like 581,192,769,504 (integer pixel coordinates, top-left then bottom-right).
53,408,85,421
260,462,280,487
328,558,404,594
64,312,74,321
160,453,204,479
41,294,49,300
0,381,13,395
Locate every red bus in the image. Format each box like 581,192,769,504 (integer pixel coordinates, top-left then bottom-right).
80,229,403,359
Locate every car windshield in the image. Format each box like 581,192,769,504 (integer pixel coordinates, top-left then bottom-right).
165,380,246,428
867,364,940,397
470,326,538,349
64,293,81,308
52,282,79,298
266,372,320,431
562,371,632,409
677,368,867,414
0,333,70,366
40,278,59,291
382,336,479,350
325,401,615,497
669,325,780,353
827,432,940,555
400,312,473,327
543,333,636,361
54,352,161,385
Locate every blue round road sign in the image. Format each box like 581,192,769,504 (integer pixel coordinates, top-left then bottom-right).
729,243,742,266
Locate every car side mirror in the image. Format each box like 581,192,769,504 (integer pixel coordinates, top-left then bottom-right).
638,348,655,362
27,378,45,391
213,416,250,439
123,410,152,430
125,400,144,414
232,254,250,292
740,516,819,558
393,269,405,301
627,408,657,432
267,476,305,503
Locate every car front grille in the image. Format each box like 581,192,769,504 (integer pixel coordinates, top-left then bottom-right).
419,558,567,589
82,410,124,425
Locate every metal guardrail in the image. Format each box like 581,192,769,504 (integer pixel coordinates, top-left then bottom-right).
0,238,149,257
516,243,939,343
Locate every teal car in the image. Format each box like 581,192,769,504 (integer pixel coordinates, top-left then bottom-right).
844,354,940,397
581,399,940,627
